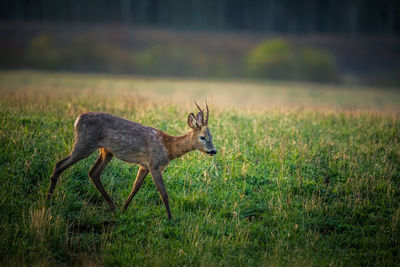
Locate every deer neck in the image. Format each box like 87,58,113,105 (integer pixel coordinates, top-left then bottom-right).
161,131,195,161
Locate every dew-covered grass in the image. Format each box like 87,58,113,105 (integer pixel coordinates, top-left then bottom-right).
1,71,399,266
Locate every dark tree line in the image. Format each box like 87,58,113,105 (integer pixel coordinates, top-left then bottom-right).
1,0,400,33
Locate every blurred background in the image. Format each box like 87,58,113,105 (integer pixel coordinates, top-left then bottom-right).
1,0,400,87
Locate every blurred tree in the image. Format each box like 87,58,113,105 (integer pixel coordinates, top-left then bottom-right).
1,0,399,34
246,39,294,80
246,39,339,82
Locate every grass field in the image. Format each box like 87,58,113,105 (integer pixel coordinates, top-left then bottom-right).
1,71,400,266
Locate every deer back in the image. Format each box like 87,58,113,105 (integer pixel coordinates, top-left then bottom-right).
74,112,169,168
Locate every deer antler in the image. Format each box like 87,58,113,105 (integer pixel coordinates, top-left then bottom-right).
194,100,209,125
205,100,209,125
194,101,205,124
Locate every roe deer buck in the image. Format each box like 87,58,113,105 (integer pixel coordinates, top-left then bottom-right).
47,102,216,220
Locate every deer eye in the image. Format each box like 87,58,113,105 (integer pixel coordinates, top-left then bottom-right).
200,136,206,141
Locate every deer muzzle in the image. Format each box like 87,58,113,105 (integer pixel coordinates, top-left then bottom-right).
207,149,217,156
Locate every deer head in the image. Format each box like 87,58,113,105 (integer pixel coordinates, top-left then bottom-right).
187,101,217,156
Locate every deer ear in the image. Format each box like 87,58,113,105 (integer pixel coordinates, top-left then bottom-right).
196,112,203,125
187,113,200,129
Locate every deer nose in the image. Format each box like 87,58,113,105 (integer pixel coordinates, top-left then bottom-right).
207,149,217,156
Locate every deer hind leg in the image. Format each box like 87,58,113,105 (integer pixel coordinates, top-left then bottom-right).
122,166,149,211
88,148,116,211
47,155,71,198
47,143,97,199
151,169,172,220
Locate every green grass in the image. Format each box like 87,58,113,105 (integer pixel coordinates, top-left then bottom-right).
1,71,399,266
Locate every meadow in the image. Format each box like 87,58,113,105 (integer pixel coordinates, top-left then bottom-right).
0,70,399,266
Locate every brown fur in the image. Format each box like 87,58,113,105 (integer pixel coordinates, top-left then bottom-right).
47,106,216,220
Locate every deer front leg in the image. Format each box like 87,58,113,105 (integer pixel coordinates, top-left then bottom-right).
150,169,172,220
122,166,149,211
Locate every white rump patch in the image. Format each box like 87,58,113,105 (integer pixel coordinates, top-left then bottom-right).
73,115,81,129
